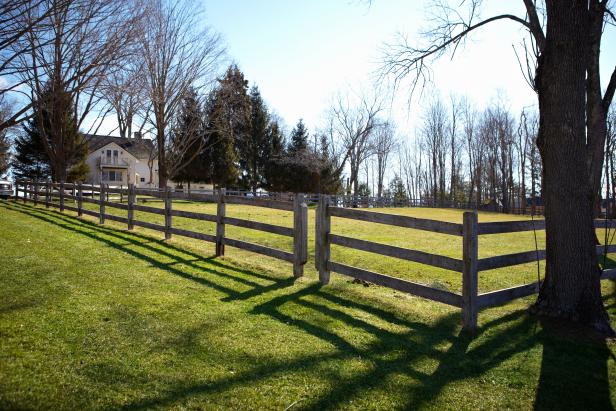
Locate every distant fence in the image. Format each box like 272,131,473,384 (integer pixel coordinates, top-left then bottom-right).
315,196,616,331
15,180,308,277
12,180,616,332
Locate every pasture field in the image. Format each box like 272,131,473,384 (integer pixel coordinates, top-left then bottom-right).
1,199,615,410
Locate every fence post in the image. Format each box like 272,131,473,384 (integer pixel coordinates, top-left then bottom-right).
216,188,226,256
77,183,83,216
59,181,65,212
99,183,105,224
22,182,27,204
293,193,308,278
127,183,135,230
120,185,123,203
14,181,18,201
164,187,172,240
45,181,50,208
33,181,39,206
462,211,479,332
316,195,331,284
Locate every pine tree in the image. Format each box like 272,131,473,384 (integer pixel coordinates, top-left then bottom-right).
288,119,308,155
202,65,250,188
12,124,52,181
28,80,89,182
172,88,209,187
238,86,270,193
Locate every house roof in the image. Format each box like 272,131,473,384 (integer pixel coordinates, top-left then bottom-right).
85,134,155,159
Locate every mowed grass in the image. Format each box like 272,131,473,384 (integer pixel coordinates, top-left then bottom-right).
0,199,615,410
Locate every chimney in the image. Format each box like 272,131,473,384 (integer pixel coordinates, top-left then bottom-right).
133,131,142,139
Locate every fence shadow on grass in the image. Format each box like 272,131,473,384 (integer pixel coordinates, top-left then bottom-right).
2,201,614,410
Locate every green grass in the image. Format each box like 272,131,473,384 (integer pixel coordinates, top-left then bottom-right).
1,199,615,410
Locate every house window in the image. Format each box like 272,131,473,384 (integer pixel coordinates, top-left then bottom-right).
140,177,145,182
102,170,122,182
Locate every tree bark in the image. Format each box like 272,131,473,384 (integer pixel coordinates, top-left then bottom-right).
531,2,613,336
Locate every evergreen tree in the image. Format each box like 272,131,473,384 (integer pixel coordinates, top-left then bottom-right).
288,119,308,155
27,80,89,182
172,88,210,187
12,125,52,181
203,64,250,188
238,86,270,193
0,129,9,177
389,175,407,202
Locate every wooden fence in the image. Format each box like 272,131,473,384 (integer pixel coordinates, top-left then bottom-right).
12,181,616,331
15,181,308,278
315,195,616,331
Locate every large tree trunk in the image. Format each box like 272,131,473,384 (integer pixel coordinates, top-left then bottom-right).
531,3,613,335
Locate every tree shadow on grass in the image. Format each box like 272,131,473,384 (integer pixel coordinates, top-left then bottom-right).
2,201,615,410
2,201,295,302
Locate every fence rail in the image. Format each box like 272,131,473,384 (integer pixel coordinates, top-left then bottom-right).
15,180,308,277
314,194,616,332
12,181,616,332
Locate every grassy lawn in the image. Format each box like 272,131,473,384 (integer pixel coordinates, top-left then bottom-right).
1,199,615,410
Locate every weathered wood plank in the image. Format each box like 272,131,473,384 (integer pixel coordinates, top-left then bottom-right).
132,219,166,232
462,211,479,332
104,213,129,224
80,208,99,217
316,195,331,284
327,261,463,307
478,219,545,235
132,204,166,215
127,184,135,230
478,249,547,271
170,191,217,202
224,238,294,262
328,206,463,236
224,195,294,211
102,201,129,210
164,188,172,240
329,234,464,272
594,219,616,229
601,268,616,280
477,282,540,309
170,209,217,222
216,189,225,256
105,186,126,194
169,227,216,243
293,193,308,277
224,216,294,236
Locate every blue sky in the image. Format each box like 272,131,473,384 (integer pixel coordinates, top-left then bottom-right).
202,0,616,137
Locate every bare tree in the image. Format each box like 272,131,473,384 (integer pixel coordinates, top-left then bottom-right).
381,0,616,334
139,0,224,188
100,59,149,139
421,96,448,206
2,0,139,134
5,0,141,180
373,120,397,197
329,90,383,194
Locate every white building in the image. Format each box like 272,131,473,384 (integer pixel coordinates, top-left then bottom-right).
85,133,158,188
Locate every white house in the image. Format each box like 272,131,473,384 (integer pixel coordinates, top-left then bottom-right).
85,133,158,188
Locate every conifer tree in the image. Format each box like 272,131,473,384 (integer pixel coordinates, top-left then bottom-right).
238,86,270,193
12,126,52,181
172,88,209,187
203,65,250,187
288,119,308,155
27,80,89,182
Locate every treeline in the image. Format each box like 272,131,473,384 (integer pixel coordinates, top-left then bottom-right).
396,96,543,212
173,65,341,194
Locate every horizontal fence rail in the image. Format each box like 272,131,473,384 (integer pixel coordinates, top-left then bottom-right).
312,194,616,332
13,181,616,333
14,181,308,278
